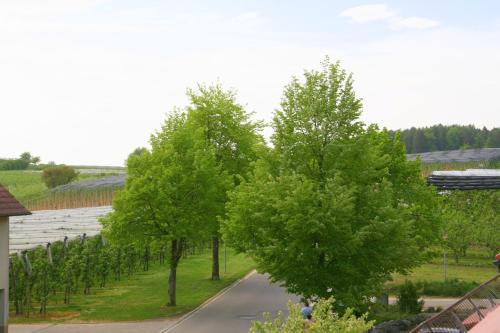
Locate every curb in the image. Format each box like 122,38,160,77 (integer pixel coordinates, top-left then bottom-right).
158,269,256,333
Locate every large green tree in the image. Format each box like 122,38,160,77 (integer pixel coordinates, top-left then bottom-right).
186,84,263,280
223,59,440,310
101,112,229,306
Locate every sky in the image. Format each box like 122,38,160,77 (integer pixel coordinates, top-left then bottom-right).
1,0,500,166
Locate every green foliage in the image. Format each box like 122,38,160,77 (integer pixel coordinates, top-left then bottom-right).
102,111,231,305
185,83,264,280
0,152,40,170
396,281,423,314
389,124,500,153
367,303,417,325
441,190,500,261
0,158,29,171
416,279,478,297
386,278,480,297
20,152,40,165
223,58,441,310
249,298,374,333
41,165,79,188
126,147,148,164
186,84,263,179
9,239,254,322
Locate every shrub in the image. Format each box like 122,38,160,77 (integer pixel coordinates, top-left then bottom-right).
0,159,29,170
387,279,480,297
42,166,79,188
417,279,478,297
397,280,423,314
249,298,374,333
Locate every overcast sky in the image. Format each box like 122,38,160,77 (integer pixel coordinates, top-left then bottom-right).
1,1,499,166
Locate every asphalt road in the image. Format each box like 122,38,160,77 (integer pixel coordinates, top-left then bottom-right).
162,272,299,333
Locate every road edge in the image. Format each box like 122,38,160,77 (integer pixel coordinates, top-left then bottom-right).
158,269,257,333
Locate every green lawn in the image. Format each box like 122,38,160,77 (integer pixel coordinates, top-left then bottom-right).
10,250,255,323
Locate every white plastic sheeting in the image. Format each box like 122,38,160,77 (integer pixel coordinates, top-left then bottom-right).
9,206,112,254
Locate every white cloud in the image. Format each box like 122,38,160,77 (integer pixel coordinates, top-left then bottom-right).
340,3,439,30
392,17,440,30
340,4,396,23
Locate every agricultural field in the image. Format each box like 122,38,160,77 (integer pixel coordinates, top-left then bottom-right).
0,169,119,210
9,247,255,323
5,156,500,302
10,206,110,253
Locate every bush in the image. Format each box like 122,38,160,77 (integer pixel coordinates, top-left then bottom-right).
42,166,79,188
397,281,423,314
417,279,478,297
387,278,480,298
249,298,374,333
0,159,29,170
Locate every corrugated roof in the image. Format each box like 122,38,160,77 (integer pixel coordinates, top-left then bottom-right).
0,184,31,217
427,169,500,190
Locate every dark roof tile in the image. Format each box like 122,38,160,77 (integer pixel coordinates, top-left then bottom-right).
0,184,31,217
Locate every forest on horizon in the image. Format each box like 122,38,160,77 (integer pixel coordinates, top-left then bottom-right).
388,124,500,154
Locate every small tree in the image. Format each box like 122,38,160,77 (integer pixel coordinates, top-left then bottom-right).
186,84,263,280
42,165,79,188
20,152,40,165
249,298,373,333
102,112,230,306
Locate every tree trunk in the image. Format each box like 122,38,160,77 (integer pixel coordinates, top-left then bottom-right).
168,261,177,306
168,239,183,306
212,235,220,280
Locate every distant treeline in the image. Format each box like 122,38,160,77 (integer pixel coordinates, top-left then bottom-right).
0,152,40,170
388,125,500,154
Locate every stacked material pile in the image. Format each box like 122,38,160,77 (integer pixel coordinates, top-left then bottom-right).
427,169,500,190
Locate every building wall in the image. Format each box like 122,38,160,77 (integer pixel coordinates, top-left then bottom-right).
0,216,8,333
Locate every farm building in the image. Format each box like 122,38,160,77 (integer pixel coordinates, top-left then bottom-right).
0,185,30,333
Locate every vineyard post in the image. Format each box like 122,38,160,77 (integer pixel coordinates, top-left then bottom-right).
8,258,20,315
22,252,32,319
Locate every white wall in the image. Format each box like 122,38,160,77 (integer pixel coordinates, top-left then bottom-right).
0,216,8,333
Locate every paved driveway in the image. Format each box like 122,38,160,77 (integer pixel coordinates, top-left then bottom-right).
163,272,299,333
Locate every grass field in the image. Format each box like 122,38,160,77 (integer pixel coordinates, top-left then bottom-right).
9,250,255,323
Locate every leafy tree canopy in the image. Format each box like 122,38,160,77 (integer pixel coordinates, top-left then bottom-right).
389,125,500,153
102,112,231,305
223,59,441,310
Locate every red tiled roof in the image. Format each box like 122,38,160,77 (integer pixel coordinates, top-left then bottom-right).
0,184,31,217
